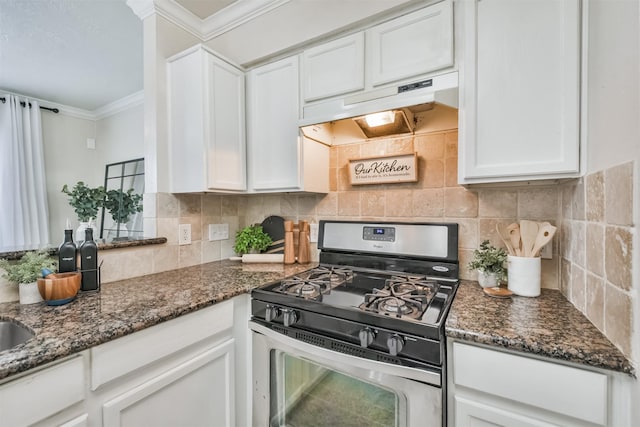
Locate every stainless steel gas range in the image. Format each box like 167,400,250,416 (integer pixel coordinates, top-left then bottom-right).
250,220,459,427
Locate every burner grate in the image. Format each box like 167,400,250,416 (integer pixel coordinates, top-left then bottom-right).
360,275,437,320
276,266,354,300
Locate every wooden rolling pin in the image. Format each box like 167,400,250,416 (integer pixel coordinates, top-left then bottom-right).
297,221,310,264
284,220,295,264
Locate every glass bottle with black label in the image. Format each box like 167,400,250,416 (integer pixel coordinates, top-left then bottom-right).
79,228,98,291
58,229,77,273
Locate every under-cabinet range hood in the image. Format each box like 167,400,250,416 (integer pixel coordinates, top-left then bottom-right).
300,71,458,141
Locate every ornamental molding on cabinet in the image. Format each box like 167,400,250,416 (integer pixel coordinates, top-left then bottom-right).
348,153,418,185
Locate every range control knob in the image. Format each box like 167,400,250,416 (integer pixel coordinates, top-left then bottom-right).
358,328,376,348
386,334,404,356
282,309,298,327
265,305,280,322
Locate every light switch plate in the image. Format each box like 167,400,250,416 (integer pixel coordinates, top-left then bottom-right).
179,224,191,245
208,224,229,241
309,223,319,243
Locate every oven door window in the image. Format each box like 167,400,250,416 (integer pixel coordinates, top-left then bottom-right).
270,351,401,427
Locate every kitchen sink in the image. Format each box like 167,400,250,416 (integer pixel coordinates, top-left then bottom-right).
0,320,34,352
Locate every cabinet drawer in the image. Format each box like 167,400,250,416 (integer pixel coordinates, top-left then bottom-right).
453,343,607,425
0,356,85,426
91,299,234,390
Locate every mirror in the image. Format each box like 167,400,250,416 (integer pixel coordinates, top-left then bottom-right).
100,158,145,240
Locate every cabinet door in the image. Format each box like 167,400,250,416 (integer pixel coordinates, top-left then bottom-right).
302,33,365,102
367,1,453,86
103,339,235,427
207,55,246,191
459,0,580,183
247,56,301,191
455,396,556,427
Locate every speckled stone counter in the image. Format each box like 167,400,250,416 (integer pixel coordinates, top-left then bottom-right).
0,259,314,381
446,281,635,376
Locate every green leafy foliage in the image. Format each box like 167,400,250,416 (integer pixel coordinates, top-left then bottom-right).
104,188,143,224
468,240,508,276
0,250,57,284
233,225,273,255
62,182,105,222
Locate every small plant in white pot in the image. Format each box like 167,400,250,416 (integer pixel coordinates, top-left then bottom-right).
468,240,507,288
233,225,273,255
0,251,57,304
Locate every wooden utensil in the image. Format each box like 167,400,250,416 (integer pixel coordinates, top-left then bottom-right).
519,220,539,257
495,223,515,255
531,222,557,257
506,223,522,256
283,221,295,264
297,221,310,264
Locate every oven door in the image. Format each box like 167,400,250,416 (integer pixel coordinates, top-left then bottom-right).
251,322,442,427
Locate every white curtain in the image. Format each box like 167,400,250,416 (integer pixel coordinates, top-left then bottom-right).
0,94,50,251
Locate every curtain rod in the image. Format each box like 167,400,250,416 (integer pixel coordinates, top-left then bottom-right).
0,97,59,114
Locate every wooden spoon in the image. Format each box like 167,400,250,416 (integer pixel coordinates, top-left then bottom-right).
532,222,557,257
495,223,515,256
506,223,522,256
519,220,539,257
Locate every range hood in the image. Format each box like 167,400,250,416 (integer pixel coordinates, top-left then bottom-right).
300,71,458,141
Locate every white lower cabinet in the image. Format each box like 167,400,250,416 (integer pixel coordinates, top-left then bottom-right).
102,340,234,427
448,341,632,427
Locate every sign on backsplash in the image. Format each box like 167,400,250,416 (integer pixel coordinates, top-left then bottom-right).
349,153,418,185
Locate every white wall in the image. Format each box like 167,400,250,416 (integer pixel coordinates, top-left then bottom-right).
42,112,97,244
585,0,640,421
95,103,144,177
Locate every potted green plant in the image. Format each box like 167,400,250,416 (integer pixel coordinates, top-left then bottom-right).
62,181,105,240
0,250,57,304
468,240,508,288
104,188,143,224
233,225,273,255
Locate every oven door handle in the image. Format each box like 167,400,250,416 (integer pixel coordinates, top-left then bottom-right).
249,321,441,387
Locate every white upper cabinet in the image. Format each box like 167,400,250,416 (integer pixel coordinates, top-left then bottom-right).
367,1,454,87
168,45,246,193
247,56,329,193
302,33,365,102
458,0,581,184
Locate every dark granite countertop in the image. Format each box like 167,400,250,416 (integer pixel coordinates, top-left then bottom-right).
446,280,635,376
0,259,313,382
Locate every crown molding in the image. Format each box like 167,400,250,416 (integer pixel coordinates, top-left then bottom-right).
127,0,290,41
93,90,144,120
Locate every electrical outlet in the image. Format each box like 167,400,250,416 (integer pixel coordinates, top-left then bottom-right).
179,224,191,245
309,223,319,243
540,242,552,259
208,224,230,241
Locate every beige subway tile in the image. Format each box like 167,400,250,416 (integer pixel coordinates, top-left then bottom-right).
421,159,444,188
202,194,221,217
386,136,414,155
359,139,387,158
337,166,352,191
412,188,444,217
445,131,458,158
586,171,604,222
570,264,585,312
329,167,338,191
414,133,445,160
517,187,559,220
458,249,475,281
560,258,571,297
337,144,361,168
561,185,573,219
178,194,201,217
101,248,154,283
572,221,585,268
444,157,458,187
604,226,633,291
585,223,604,278
298,196,318,217
179,242,202,268
570,179,585,221
156,193,179,218
585,273,605,332
605,162,634,226
316,193,338,216
454,218,478,250
338,192,361,216
329,146,338,167
157,218,179,244
479,218,516,251
361,191,386,217
386,189,413,217
202,240,222,263
604,284,632,357
478,190,517,218
540,258,558,289
280,195,297,217
559,221,572,261
444,187,478,218
221,196,239,216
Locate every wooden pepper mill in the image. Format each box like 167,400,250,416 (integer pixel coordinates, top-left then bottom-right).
297,221,310,264
284,220,295,264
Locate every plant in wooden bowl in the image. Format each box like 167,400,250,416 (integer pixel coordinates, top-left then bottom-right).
233,225,273,255
0,250,57,304
468,240,507,288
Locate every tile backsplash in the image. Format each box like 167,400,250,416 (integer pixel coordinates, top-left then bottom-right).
560,161,635,357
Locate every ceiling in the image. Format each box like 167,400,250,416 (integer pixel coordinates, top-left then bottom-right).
174,0,238,19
